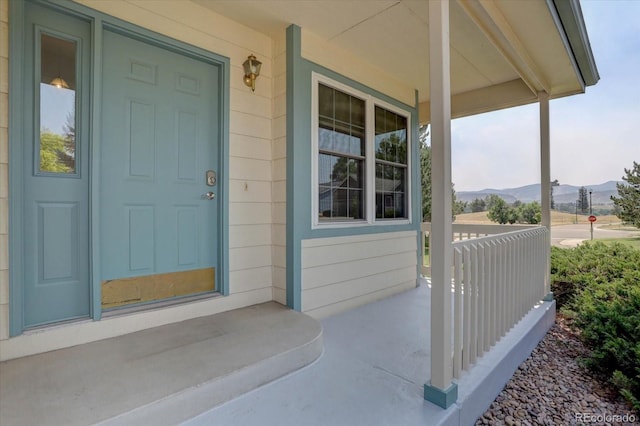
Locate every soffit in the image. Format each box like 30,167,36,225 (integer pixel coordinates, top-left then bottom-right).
194,0,586,115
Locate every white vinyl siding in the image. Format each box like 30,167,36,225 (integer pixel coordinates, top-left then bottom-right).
301,231,418,318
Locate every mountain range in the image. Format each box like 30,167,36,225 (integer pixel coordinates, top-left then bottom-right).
457,181,621,205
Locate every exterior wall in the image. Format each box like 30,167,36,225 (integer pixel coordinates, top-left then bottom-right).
0,0,278,360
0,0,8,342
301,29,415,110
271,30,287,305
285,24,422,315
0,0,422,359
301,231,418,318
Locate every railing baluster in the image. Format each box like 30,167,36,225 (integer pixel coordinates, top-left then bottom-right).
453,248,463,379
508,237,513,328
509,235,522,326
490,240,497,347
500,239,508,337
463,246,471,371
482,241,491,352
422,223,550,376
477,242,486,357
470,244,478,364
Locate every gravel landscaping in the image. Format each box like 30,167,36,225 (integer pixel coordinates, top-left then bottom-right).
476,318,638,426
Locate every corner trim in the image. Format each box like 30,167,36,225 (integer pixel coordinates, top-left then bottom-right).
285,24,302,310
8,0,27,337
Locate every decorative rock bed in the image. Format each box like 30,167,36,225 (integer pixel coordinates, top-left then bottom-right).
476,319,638,426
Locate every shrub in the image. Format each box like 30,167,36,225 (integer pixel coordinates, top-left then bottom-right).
551,243,639,310
550,242,640,411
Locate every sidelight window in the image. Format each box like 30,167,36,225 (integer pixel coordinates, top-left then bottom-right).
38,33,78,175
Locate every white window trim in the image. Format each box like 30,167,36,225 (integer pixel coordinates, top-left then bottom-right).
311,72,412,229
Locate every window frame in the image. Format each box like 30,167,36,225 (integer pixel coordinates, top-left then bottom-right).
34,26,83,178
311,73,412,229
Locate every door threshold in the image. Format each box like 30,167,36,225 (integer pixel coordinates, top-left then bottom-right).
23,316,94,335
21,293,223,336
102,292,223,318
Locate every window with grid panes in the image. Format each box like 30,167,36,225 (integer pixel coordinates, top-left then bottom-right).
317,83,366,222
374,106,407,219
314,77,410,226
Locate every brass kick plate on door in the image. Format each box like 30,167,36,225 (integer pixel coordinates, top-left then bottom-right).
206,170,216,186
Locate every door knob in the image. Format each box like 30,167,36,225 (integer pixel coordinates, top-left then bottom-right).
201,191,215,200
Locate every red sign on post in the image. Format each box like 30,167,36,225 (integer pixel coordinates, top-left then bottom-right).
588,215,597,223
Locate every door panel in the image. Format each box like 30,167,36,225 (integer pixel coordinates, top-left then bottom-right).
22,3,91,327
101,30,219,308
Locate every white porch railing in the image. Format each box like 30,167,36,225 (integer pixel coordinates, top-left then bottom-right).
421,223,550,378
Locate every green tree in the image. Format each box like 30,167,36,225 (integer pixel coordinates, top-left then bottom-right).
518,201,542,224
485,194,504,211
550,179,559,210
469,198,486,213
420,125,432,221
507,207,519,224
330,156,360,183
578,186,589,214
376,133,407,164
611,161,640,228
62,112,76,170
452,184,467,217
40,130,73,173
487,196,513,224
419,124,463,221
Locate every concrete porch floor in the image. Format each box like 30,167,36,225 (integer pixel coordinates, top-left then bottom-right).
0,279,554,426
0,302,323,426
188,279,555,426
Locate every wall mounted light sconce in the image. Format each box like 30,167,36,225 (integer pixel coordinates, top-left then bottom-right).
50,76,69,89
243,54,262,92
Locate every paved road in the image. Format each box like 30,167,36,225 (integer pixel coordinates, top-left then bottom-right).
551,223,640,247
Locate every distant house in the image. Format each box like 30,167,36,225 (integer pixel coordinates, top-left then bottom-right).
0,0,597,409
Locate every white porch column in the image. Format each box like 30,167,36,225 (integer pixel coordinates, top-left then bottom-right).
424,0,457,408
539,92,553,300
540,92,551,229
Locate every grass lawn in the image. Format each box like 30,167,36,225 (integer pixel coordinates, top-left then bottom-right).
454,211,622,226
587,236,640,249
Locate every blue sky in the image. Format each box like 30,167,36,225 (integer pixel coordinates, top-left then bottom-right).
451,0,640,192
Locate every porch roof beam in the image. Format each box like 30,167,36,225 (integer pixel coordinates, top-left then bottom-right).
457,0,551,96
418,78,537,124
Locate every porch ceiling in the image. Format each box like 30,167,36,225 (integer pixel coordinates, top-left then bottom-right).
194,0,598,121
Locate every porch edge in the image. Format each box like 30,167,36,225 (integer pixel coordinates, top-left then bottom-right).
457,300,556,426
98,316,323,425
432,299,556,426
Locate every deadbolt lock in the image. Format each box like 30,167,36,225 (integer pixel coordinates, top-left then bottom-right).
206,170,217,186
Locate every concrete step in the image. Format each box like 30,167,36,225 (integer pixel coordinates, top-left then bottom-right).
0,302,323,426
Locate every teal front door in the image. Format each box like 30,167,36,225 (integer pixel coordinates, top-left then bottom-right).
21,3,92,327
100,30,220,308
